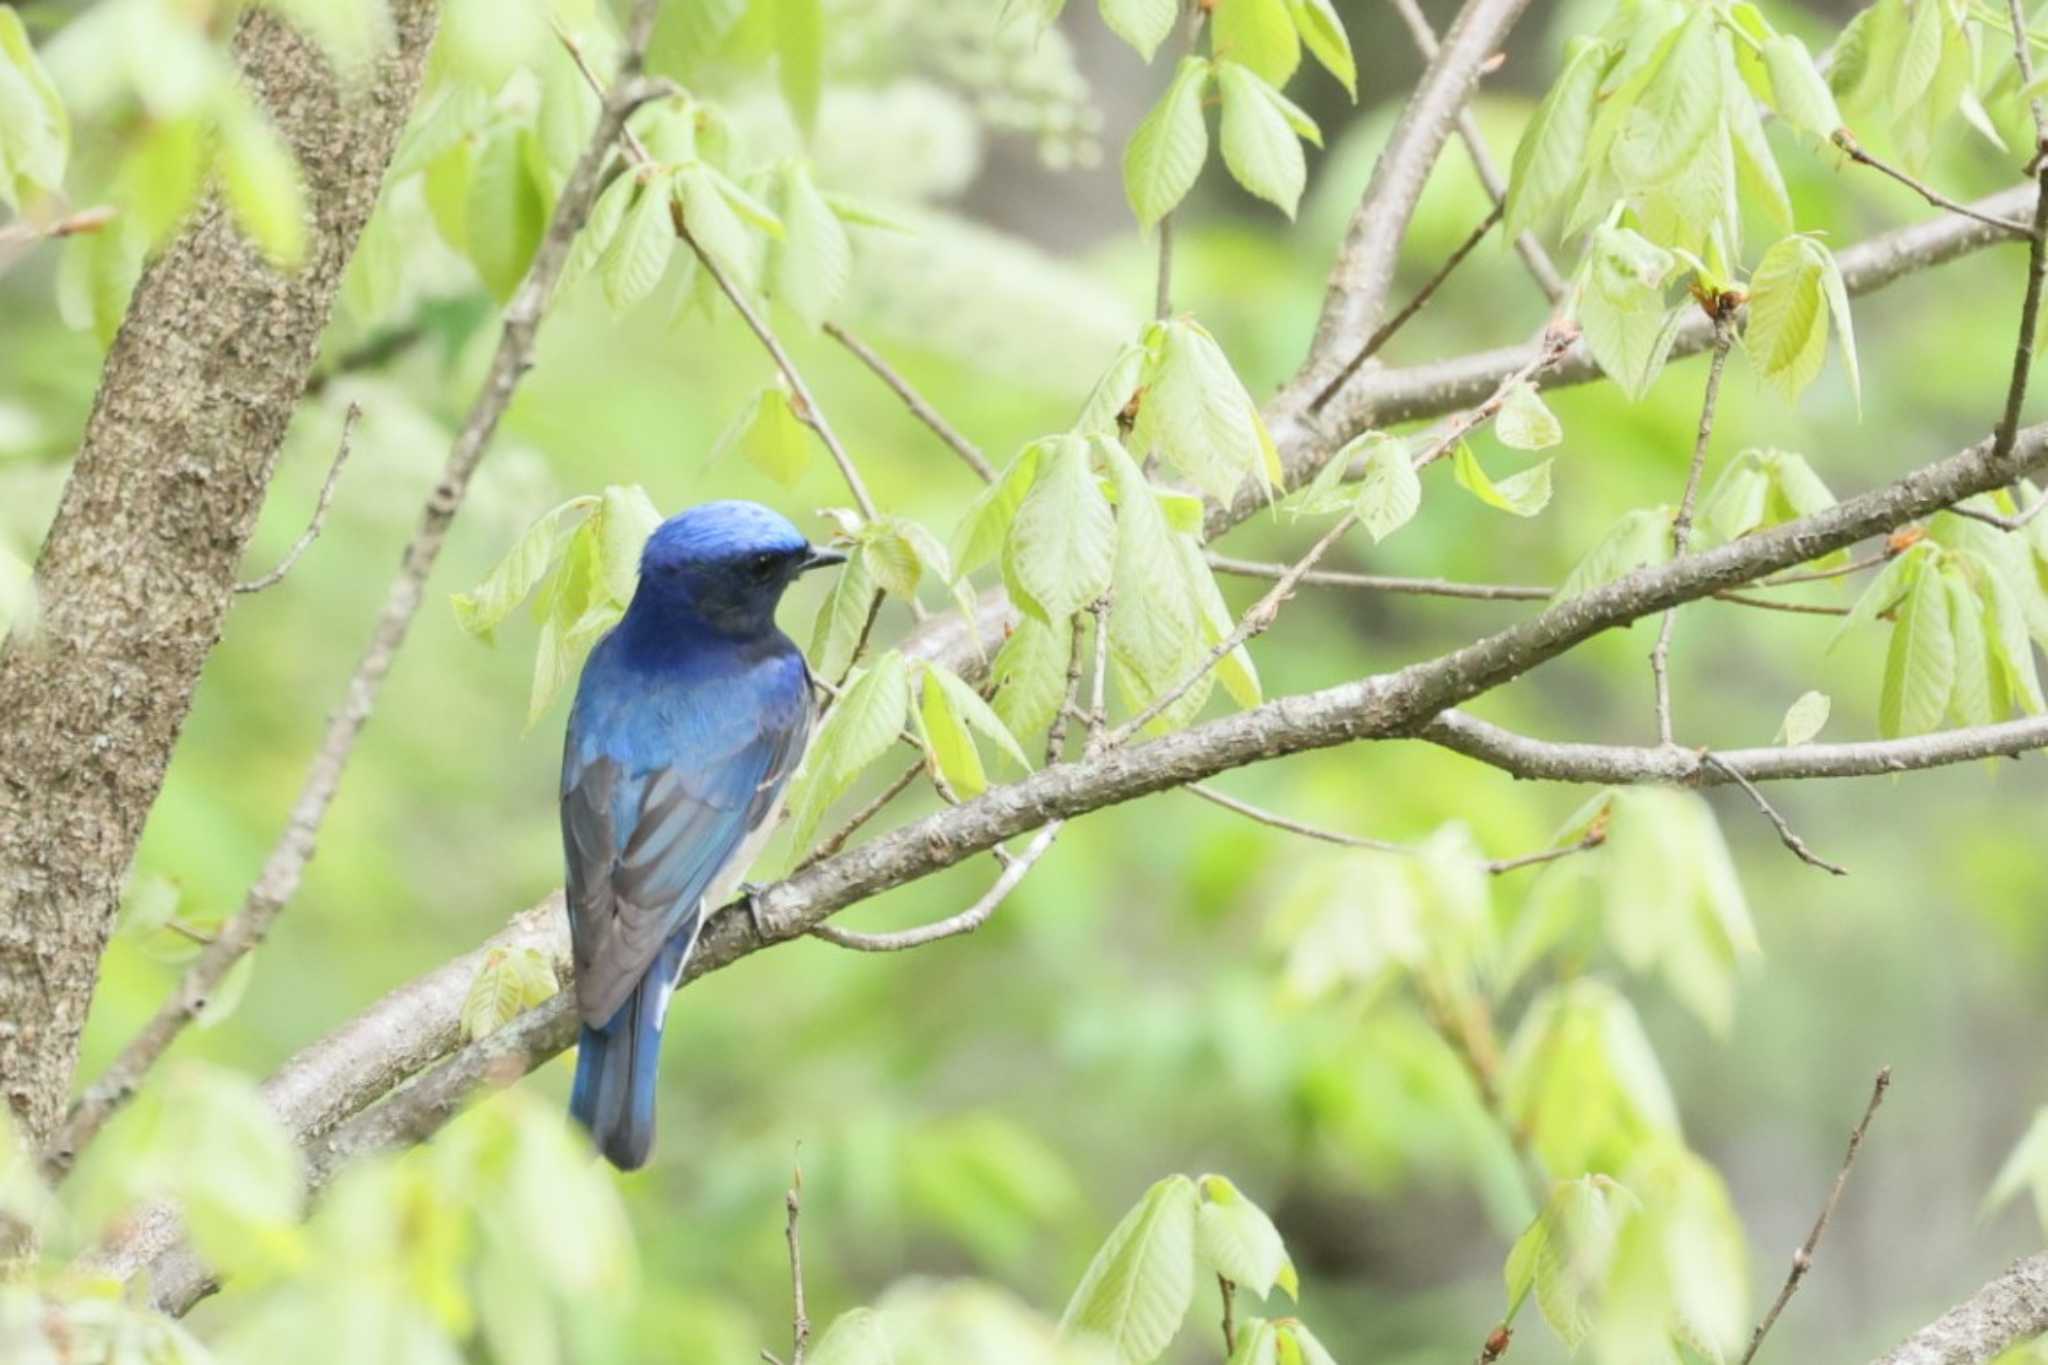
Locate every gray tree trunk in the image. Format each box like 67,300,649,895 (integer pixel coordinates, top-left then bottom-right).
0,1,437,1147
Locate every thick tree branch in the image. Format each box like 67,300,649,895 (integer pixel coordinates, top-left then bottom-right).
0,0,441,1149
1869,1253,2048,1365
1423,709,2048,783
42,13,667,1179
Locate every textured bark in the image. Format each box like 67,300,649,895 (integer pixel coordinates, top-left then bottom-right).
0,2,437,1145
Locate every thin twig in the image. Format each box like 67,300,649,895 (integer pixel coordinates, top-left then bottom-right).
1219,1276,1238,1355
1154,2,1207,323
1651,314,1736,746
761,1152,809,1365
38,10,669,1183
1832,132,2035,235
1708,591,1850,616
1758,551,1890,586
1206,554,1549,599
1188,782,1605,874
809,821,1060,951
823,322,994,483
1114,320,1578,744
1044,610,1091,765
1386,0,1565,302
1740,1068,1892,1364
235,404,361,593
1309,203,1504,412
795,759,923,871
1704,754,1850,876
1084,595,1112,755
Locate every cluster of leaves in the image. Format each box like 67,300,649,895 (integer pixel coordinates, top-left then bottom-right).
1830,0,2018,169
810,1170,1332,1365
1070,0,1355,223
1506,0,1862,403
1,1066,633,1365
1832,491,2048,736
1267,787,1762,1359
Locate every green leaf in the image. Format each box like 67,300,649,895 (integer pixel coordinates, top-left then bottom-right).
1980,561,2047,714
1984,1108,2048,1241
955,443,1047,577
1746,235,1830,402
1351,434,1421,542
1007,435,1116,623
1811,238,1860,407
772,160,851,330
676,163,758,287
452,497,598,640
810,1308,897,1365
193,952,257,1030
1124,57,1212,227
1280,1322,1338,1365
1101,435,1212,728
1133,318,1272,502
928,662,1033,772
467,126,550,303
1880,564,1956,738
0,8,68,207
1762,34,1843,141
713,384,815,488
219,96,309,268
1832,542,1928,649
1609,7,1723,187
1076,342,1150,438
1727,67,1793,229
1216,62,1308,218
918,663,989,796
810,551,877,684
1195,1175,1297,1301
1059,1174,1200,1363
1174,536,1261,708
787,651,911,852
1554,506,1674,602
1578,227,1684,399
1506,39,1608,239
1453,444,1553,517
1496,382,1563,451
1775,690,1830,745
1893,0,1944,111
461,947,560,1042
774,0,825,130
602,171,678,311
1504,1176,1638,1349
1100,0,1179,61
1213,0,1300,87
1944,567,1996,727
1504,979,1684,1175
1287,0,1356,97
596,484,662,606
992,611,1074,743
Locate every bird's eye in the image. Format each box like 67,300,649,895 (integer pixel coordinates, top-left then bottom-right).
750,552,778,578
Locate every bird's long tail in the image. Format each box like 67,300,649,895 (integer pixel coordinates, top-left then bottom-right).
569,935,687,1171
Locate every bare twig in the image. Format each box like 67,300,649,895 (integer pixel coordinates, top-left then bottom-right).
808,821,1060,951
1044,610,1091,765
235,404,361,593
795,759,923,871
1833,132,2035,234
39,5,669,1182
1189,782,1603,874
822,322,994,483
1386,0,1565,302
1219,1276,1238,1355
1758,551,1890,586
776,1156,811,1365
1871,1252,2048,1365
1154,3,1207,323
1309,203,1504,412
1741,1068,1891,1364
1084,595,1112,755
1707,592,1851,617
1704,754,1849,876
1206,554,1549,600
1651,315,1737,744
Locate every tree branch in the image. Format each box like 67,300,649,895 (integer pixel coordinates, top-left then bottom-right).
1870,1252,2048,1365
808,821,1061,951
1652,312,1737,744
822,322,994,483
40,11,668,1181
233,403,362,594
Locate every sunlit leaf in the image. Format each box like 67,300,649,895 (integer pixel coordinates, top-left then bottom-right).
1060,1174,1199,1363
1124,57,1212,227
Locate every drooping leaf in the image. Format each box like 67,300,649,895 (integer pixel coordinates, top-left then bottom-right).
1879,564,1956,738
1132,318,1272,502
771,160,850,329
992,611,1075,744
954,442,1047,577
1215,62,1308,218
1554,506,1674,602
452,496,600,641
1352,434,1421,542
467,125,550,302
712,384,815,487
1100,0,1180,61
1287,0,1356,98
1195,1175,1297,1301
1453,444,1553,517
1007,434,1116,623
1506,39,1609,239
1212,0,1300,87
1774,690,1831,745
1746,235,1830,402
1059,1175,1200,1363
1124,57,1212,227
1496,382,1563,451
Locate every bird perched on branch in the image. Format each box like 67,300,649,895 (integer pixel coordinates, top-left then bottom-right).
562,501,844,1170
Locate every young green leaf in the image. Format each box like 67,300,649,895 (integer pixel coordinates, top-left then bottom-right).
1195,1174,1298,1301
918,662,989,796
1746,235,1831,402
1287,0,1356,98
954,442,1047,577
1577,227,1684,399
219,96,310,268
810,551,878,684
1984,1107,2048,1240
1453,444,1553,517
1554,506,1674,602
1762,33,1844,141
771,160,851,330
1880,565,1957,737
596,484,663,606
1213,0,1300,87
1352,434,1421,542
1944,568,1996,727
991,611,1074,743
1980,561,2048,714
808,1308,897,1365
1133,318,1277,502
0,8,68,209
603,171,678,311
1504,1175,1638,1350
1059,1174,1200,1362
1216,62,1308,218
786,651,912,852
1609,6,1723,188
927,662,1033,772
1505,39,1608,239
1774,690,1830,745
467,126,550,302
1496,382,1563,451
1102,435,1212,727
1124,57,1212,227
461,947,560,1042
1100,0,1179,61
452,496,599,641
713,384,814,487
1008,434,1117,623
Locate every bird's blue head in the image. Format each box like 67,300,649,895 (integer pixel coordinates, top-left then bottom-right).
628,500,845,638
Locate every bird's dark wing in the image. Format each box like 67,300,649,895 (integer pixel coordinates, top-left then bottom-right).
562,696,809,1029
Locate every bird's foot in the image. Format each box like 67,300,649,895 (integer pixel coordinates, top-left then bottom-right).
739,881,771,940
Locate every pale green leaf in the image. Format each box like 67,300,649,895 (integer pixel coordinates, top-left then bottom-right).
1505,1176,1638,1349
1506,39,1608,238
1213,0,1299,87
602,171,677,311
1944,568,1996,727
954,442,1046,577
1830,541,1929,650
1124,57,1212,227
787,651,911,852
810,1308,897,1365
929,662,1033,772
810,552,878,685
597,484,662,606
713,384,814,488
220,97,309,268
772,160,851,330
1880,565,1956,737
1059,1175,1200,1362
1609,7,1723,187
1100,0,1179,61
1555,506,1674,602
1133,318,1271,502
991,611,1074,743
1746,235,1829,402
451,496,598,640
1762,34,1843,140
918,663,988,796
467,126,550,302
1495,382,1563,451
1007,434,1116,622
1216,62,1307,217
1453,444,1553,517
1774,690,1830,745
1287,0,1356,97
1195,1175,1296,1301
1352,434,1421,543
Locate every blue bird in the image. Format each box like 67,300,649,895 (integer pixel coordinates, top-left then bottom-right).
561,500,843,1170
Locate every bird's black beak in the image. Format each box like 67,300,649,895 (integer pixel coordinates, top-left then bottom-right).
798,545,848,574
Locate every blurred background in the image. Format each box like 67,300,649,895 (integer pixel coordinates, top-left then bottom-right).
3,0,2046,1359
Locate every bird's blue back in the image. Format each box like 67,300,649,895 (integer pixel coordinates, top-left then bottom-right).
560,501,824,1170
